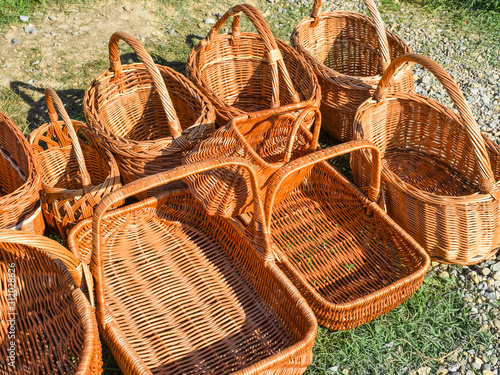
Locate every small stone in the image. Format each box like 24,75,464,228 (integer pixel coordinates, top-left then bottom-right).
19,15,29,22
478,281,488,290
328,366,338,373
439,271,450,278
49,31,55,36
204,18,216,24
482,371,493,375
483,364,492,371
466,371,475,375
468,271,480,284
437,366,448,375
475,357,484,367
11,38,18,44
31,60,39,65
71,31,78,36
48,15,56,21
27,79,34,85
491,355,498,365
492,262,500,272
198,22,205,28
123,5,129,11
472,362,481,370
422,76,431,85
385,341,394,348
168,29,175,35
448,363,460,372
431,261,440,267
494,319,500,329
24,24,36,34
267,0,275,3
416,367,431,375
342,370,348,375
482,268,491,276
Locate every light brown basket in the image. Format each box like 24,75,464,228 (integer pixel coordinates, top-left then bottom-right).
84,31,216,187
30,89,122,238
291,0,414,141
0,229,101,374
352,53,500,265
0,111,44,235
187,3,320,127
182,105,321,217
67,158,317,375
240,140,430,330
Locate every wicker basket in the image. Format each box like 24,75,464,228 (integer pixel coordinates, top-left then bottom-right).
182,105,321,217
240,140,430,330
84,31,216,188
30,89,121,238
352,53,500,265
0,229,101,374
187,3,320,127
291,0,414,141
67,158,317,375
0,111,44,234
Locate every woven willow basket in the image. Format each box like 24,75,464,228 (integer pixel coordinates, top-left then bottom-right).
68,158,317,375
30,89,121,238
187,3,320,127
352,53,500,265
0,111,44,234
291,0,414,141
182,105,321,217
241,140,430,330
84,31,216,188
0,229,101,374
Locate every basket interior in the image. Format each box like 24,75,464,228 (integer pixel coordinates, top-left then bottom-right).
70,192,310,374
0,147,26,197
270,161,426,304
297,13,408,77
95,65,205,142
0,244,85,373
198,35,315,113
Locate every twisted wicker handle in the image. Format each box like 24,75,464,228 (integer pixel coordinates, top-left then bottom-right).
373,53,498,196
283,107,321,163
310,0,390,71
108,31,182,138
265,140,382,228
206,4,301,108
0,229,94,307
91,158,272,321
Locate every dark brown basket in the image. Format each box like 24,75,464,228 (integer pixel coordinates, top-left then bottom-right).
291,0,414,141
0,229,101,374
352,53,500,265
0,111,44,234
30,89,122,238
241,140,430,330
84,31,216,187
182,105,321,217
187,4,320,127
68,158,317,375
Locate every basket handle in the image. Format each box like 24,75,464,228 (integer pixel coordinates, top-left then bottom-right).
373,53,498,196
265,140,381,228
206,4,301,109
0,229,94,307
283,107,321,163
108,31,182,138
91,157,272,318
309,0,391,71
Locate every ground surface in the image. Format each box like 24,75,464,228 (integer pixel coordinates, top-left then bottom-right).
1,0,500,374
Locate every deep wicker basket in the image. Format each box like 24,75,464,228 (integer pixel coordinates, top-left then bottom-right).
68,158,317,375
352,53,500,265
84,31,216,188
0,229,101,374
291,0,414,141
182,105,321,217
241,140,430,330
0,111,44,234
30,89,121,238
187,3,320,127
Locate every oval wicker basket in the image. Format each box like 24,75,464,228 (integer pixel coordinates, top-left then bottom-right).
0,111,44,234
0,229,101,374
84,31,216,188
187,3,320,127
30,89,121,238
291,0,414,141
68,158,317,375
352,53,500,265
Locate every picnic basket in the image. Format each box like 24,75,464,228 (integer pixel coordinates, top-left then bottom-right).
30,89,121,238
187,3,320,127
0,111,44,234
67,158,317,375
290,0,414,141
352,53,500,265
182,105,321,217
84,31,216,188
240,140,430,330
0,229,101,374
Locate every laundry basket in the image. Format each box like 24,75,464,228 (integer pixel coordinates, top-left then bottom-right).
30,89,121,238
187,3,320,127
0,229,101,374
291,0,413,141
68,158,317,375
84,31,216,187
240,140,430,330
0,111,44,234
352,53,500,265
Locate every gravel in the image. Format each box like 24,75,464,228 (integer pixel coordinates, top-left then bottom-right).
10,38,18,44
23,24,36,34
19,15,29,22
